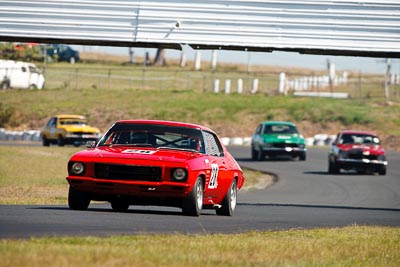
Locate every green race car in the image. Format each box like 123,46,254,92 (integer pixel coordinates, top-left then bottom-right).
251,121,306,161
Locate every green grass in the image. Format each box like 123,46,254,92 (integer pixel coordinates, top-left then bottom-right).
1,226,399,267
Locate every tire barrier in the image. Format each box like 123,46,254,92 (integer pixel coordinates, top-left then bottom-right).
0,128,336,147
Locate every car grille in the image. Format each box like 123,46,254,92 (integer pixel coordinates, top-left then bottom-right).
272,142,299,148
72,132,95,136
94,163,162,182
347,150,378,160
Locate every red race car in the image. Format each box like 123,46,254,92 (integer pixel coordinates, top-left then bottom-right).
66,120,245,216
328,130,387,175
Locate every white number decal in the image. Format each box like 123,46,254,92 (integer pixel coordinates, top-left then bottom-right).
208,163,219,189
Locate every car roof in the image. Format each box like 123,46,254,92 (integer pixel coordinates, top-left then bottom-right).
261,121,296,126
116,120,215,133
56,114,86,120
340,130,377,136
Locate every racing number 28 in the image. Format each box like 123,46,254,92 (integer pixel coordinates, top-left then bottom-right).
208,163,219,189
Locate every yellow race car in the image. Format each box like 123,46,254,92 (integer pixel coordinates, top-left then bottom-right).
41,114,101,146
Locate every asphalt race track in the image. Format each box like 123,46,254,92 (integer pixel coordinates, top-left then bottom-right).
1,146,399,238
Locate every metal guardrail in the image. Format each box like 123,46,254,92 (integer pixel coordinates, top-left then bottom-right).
0,0,399,57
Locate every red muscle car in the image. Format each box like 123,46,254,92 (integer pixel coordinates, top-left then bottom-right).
66,120,245,216
328,130,387,175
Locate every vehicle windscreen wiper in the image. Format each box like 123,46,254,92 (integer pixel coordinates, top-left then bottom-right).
108,143,155,147
157,146,198,153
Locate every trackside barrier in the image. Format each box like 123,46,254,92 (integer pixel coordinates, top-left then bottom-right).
0,128,335,147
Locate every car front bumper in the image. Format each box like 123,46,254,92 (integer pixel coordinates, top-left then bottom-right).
336,158,387,171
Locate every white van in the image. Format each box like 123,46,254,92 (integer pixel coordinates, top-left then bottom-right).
0,60,45,89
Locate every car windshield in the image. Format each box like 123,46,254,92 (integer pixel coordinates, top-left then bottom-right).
264,124,298,134
98,123,205,153
339,134,380,145
59,119,87,125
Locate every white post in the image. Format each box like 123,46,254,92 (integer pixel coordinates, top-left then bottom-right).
278,72,286,95
179,51,186,67
225,79,231,94
211,50,218,71
237,78,243,94
251,78,259,94
213,79,220,93
194,51,201,70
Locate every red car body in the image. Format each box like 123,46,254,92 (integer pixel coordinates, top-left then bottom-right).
328,130,387,175
66,120,245,216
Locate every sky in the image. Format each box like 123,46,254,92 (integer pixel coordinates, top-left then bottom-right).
74,45,400,75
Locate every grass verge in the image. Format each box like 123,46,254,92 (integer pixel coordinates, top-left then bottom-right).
0,226,399,267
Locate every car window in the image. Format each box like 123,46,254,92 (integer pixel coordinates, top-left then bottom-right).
255,124,262,134
98,123,205,153
264,124,298,134
203,131,224,157
339,134,380,145
59,119,87,126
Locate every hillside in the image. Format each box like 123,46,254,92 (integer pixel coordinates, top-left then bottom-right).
1,54,399,150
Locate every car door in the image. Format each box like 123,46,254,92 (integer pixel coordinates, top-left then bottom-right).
202,131,229,198
48,117,58,140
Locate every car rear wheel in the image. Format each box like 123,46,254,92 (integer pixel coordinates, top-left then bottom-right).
42,136,50,146
68,187,90,210
182,177,203,216
378,166,387,176
111,199,129,212
216,179,237,216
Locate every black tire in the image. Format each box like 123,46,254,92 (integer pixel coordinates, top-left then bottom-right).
216,179,237,216
251,146,257,160
257,149,265,161
328,160,340,174
68,187,90,210
378,166,387,176
57,135,65,146
111,199,129,212
182,177,203,216
299,152,306,161
42,136,50,146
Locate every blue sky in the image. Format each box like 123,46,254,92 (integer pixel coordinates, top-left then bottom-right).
74,45,399,75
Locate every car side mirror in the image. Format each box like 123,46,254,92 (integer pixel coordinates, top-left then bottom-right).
86,141,96,148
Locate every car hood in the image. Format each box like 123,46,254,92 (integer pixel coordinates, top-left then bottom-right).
337,144,385,155
262,133,305,144
61,125,100,133
71,146,201,163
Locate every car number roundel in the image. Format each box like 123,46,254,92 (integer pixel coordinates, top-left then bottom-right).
208,163,219,189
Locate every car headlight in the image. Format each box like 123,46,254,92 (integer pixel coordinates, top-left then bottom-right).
339,150,348,159
171,168,187,181
69,162,85,176
377,155,386,161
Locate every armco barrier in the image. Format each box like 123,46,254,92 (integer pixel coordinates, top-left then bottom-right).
0,128,335,147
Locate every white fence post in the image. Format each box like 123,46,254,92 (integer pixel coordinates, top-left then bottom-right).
237,78,243,94
194,51,201,70
251,78,259,94
213,79,220,93
225,79,231,94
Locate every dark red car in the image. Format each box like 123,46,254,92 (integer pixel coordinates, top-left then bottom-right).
328,130,387,175
66,120,245,216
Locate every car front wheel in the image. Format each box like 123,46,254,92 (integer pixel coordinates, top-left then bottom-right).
68,187,90,210
216,179,237,216
182,177,203,216
57,135,65,146
328,159,340,174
